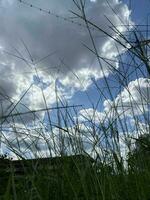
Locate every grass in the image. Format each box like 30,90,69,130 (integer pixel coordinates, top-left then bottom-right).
0,0,150,199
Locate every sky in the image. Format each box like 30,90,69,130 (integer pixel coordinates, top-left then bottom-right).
0,0,149,159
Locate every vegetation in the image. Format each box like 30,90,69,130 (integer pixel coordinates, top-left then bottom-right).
0,0,150,199
0,141,150,200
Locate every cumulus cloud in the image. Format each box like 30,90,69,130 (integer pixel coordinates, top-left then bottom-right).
0,0,132,124
78,108,105,123
1,122,104,159
78,78,150,124
3,77,150,159
103,78,150,118
76,78,150,158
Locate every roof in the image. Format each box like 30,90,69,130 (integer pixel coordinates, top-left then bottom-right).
0,154,94,174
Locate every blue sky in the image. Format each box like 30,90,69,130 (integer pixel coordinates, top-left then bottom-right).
125,0,150,23
71,0,150,109
0,0,149,158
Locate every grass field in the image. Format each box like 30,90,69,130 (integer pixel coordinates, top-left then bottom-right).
0,0,150,199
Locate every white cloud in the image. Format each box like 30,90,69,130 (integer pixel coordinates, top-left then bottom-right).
104,78,150,118
78,108,105,123
1,122,103,159
0,0,132,125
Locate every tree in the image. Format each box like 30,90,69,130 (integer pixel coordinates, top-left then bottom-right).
128,133,150,172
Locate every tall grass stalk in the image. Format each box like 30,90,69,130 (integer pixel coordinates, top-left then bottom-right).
0,0,150,199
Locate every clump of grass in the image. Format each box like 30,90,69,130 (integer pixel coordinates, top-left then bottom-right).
0,0,150,199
